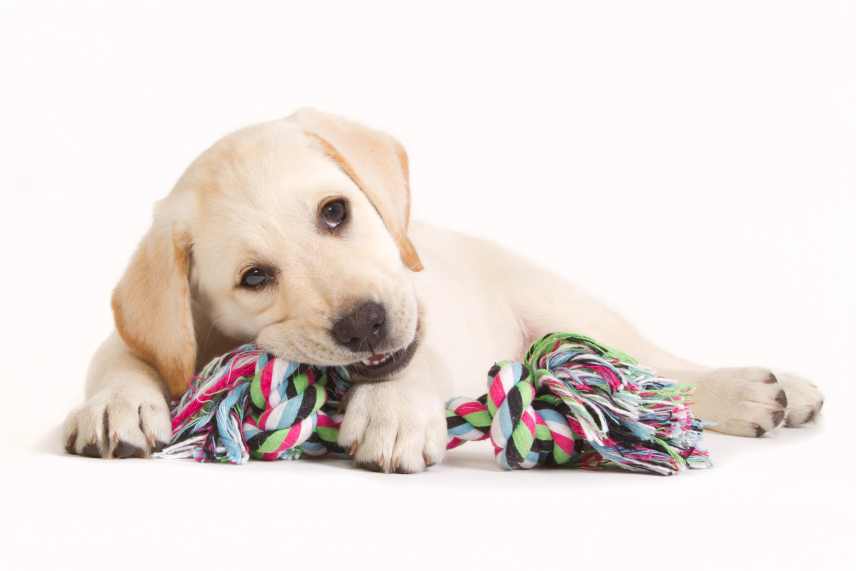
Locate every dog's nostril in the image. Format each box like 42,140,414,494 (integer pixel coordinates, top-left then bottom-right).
331,301,388,350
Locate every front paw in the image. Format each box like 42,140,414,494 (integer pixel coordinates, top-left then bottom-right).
64,386,171,459
692,367,788,437
337,382,447,473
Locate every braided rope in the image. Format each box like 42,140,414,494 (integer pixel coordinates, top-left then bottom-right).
157,332,710,475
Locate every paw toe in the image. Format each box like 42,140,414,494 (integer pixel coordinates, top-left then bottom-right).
423,415,448,466
64,431,78,455
352,419,398,473
336,391,371,451
391,433,427,474
777,372,824,428
137,403,173,447
786,403,822,427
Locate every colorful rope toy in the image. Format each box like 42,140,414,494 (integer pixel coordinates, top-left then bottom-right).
156,332,711,475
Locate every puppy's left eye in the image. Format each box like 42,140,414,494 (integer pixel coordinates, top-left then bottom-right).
319,198,348,231
239,266,276,289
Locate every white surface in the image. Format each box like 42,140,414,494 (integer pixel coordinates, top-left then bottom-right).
1,2,854,570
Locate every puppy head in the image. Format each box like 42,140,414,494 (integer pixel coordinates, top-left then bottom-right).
112,109,422,398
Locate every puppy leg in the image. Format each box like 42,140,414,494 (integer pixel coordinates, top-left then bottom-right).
496,253,820,437
337,349,450,473
64,333,172,458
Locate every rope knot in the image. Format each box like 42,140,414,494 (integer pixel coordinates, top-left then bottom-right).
446,361,579,469
165,346,347,463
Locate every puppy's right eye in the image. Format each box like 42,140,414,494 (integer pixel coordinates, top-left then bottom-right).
239,266,275,289
319,197,348,231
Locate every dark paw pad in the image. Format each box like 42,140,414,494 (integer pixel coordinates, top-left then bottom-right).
771,409,785,427
753,424,766,438
113,441,147,459
355,460,385,473
81,442,102,458
775,390,788,408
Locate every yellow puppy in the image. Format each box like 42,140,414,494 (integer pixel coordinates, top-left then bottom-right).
64,109,824,471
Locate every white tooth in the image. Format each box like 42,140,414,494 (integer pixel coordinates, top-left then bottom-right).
358,352,393,367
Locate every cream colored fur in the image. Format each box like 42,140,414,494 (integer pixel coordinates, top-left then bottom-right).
64,110,824,471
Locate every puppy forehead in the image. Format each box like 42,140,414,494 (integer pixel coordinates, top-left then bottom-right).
185,120,382,266
192,121,359,218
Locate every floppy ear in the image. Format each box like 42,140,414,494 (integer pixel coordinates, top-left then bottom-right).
111,211,196,399
292,108,423,272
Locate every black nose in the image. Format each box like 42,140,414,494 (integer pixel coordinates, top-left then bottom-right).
331,301,387,351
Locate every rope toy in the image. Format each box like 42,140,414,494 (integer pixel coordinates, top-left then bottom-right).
157,332,711,475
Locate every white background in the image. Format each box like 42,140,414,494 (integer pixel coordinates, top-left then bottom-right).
1,1,854,570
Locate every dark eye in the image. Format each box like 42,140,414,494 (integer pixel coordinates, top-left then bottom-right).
239,266,275,289
319,198,348,230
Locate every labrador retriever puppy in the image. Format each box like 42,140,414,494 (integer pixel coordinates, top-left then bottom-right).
64,109,824,471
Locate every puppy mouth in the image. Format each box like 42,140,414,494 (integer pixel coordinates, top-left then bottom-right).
347,339,419,381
